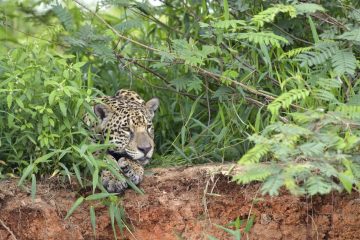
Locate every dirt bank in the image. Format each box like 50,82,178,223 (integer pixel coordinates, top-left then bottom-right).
0,164,359,240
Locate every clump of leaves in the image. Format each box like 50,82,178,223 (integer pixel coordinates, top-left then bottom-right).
235,109,360,196
0,45,91,172
208,216,254,240
0,43,130,237
0,44,124,194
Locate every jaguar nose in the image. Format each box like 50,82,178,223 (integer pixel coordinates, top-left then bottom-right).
138,145,152,155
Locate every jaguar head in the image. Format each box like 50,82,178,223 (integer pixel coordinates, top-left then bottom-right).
94,93,159,165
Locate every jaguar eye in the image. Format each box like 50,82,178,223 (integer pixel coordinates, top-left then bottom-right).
122,127,131,132
147,125,152,130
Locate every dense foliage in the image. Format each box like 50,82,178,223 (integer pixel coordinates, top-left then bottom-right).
1,0,360,202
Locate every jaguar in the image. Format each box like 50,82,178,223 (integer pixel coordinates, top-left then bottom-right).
88,89,159,194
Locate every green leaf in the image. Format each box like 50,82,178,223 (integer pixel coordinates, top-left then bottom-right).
72,62,87,69
34,151,59,164
92,167,99,194
15,98,24,109
339,173,353,193
49,91,57,105
207,236,219,240
308,16,319,43
114,206,125,235
59,162,72,183
213,224,242,240
244,216,254,233
6,94,12,108
59,101,67,116
65,196,84,219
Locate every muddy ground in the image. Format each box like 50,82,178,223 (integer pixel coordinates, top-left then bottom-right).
0,164,359,240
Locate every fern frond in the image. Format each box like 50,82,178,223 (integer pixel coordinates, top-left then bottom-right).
348,95,360,106
290,110,324,124
114,19,143,32
335,105,360,120
63,36,86,47
212,20,247,29
52,4,74,31
337,29,360,42
311,89,340,104
280,46,313,59
297,42,339,67
171,39,216,66
306,176,333,195
349,10,360,22
232,165,273,184
298,142,325,157
225,31,288,47
238,144,270,164
294,3,325,15
261,174,283,196
331,50,357,76
350,162,360,179
316,78,342,90
310,162,338,178
252,4,297,27
268,89,309,117
90,43,116,63
266,123,313,137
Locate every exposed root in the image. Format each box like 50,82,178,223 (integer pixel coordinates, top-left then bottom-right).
0,219,18,240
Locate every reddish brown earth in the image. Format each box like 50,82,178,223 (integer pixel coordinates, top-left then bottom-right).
0,164,359,240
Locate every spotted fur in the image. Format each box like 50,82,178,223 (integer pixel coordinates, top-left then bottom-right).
89,89,159,194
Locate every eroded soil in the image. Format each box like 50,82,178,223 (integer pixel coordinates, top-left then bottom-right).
0,164,359,240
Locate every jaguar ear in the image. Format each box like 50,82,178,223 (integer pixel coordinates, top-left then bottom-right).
146,98,159,117
94,104,111,120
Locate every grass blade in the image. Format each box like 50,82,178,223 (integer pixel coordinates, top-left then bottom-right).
65,196,84,219
73,163,83,187
85,192,117,201
31,174,36,201
109,202,118,240
223,0,229,20
90,206,96,237
18,164,34,186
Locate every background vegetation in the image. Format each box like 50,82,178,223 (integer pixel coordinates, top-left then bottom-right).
1,0,360,202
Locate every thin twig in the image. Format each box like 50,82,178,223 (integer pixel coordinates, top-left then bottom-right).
311,12,349,31
73,0,280,103
194,66,276,101
0,219,18,240
73,0,162,53
1,21,67,47
116,54,168,83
